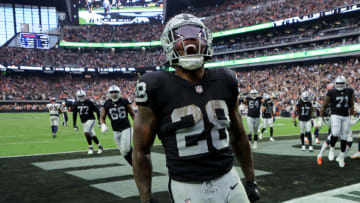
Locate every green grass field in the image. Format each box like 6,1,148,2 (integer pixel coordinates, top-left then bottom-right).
0,112,359,157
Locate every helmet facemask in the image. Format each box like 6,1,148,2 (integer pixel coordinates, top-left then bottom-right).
76,90,86,102
334,76,346,91
109,90,121,102
161,14,213,71
250,89,258,99
107,85,121,102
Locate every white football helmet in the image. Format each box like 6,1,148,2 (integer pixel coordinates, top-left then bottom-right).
107,85,121,102
160,13,213,71
76,90,86,102
334,76,346,91
250,89,258,99
301,92,310,102
264,94,271,100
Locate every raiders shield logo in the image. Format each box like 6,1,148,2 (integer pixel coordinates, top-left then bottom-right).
195,85,203,94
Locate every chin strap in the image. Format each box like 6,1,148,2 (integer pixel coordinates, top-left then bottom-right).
178,56,204,71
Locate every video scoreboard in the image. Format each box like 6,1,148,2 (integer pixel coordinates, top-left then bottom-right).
20,33,49,49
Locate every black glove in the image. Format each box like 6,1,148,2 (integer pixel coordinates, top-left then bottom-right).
245,181,260,203
294,120,297,127
144,198,160,203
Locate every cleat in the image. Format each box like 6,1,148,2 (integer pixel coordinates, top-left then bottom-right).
337,155,345,168
351,152,360,159
88,148,94,155
328,148,335,161
259,133,263,141
270,137,275,142
317,155,322,165
252,141,258,149
97,145,104,154
316,138,320,144
301,145,306,151
309,146,313,152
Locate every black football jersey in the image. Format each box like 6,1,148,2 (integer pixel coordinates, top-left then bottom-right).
326,88,354,117
262,100,273,118
103,98,132,131
135,68,238,182
296,100,312,121
246,96,262,118
72,99,100,124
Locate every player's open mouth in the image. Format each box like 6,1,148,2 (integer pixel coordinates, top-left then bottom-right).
184,44,198,55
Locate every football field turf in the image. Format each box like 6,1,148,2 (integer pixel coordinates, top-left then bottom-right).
0,113,360,203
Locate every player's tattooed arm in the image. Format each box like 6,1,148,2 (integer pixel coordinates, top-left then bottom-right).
320,96,330,118
127,104,136,121
132,105,158,203
100,107,107,124
229,98,255,182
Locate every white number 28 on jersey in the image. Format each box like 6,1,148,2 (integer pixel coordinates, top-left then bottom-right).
171,100,230,157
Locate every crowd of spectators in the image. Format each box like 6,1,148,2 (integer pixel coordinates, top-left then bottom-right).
1,33,358,68
212,35,360,62
63,0,359,43
0,47,165,68
0,74,137,103
1,58,359,113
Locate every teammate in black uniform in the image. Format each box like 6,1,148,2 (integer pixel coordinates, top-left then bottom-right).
294,92,313,151
260,94,275,141
73,90,104,155
320,76,355,168
100,85,135,165
132,14,259,203
244,89,262,149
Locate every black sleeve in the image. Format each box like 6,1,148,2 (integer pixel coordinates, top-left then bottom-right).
91,101,100,121
72,103,78,126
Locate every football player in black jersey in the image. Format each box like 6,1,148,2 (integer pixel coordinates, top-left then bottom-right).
260,94,275,141
100,85,135,165
244,89,262,149
132,14,259,203
294,92,313,151
320,76,356,168
73,90,104,155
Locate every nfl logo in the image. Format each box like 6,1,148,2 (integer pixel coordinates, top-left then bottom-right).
195,85,203,94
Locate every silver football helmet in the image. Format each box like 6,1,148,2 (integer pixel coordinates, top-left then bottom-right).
301,92,310,102
160,13,213,71
250,89,258,99
76,90,86,102
264,94,271,100
107,85,121,102
334,76,346,91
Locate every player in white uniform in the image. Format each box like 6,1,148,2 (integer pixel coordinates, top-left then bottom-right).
61,101,69,127
47,97,62,138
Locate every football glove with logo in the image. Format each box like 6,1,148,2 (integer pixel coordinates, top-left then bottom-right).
101,123,108,133
245,181,260,203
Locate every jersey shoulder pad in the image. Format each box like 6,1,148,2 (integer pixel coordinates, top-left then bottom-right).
208,67,237,83
136,71,168,105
